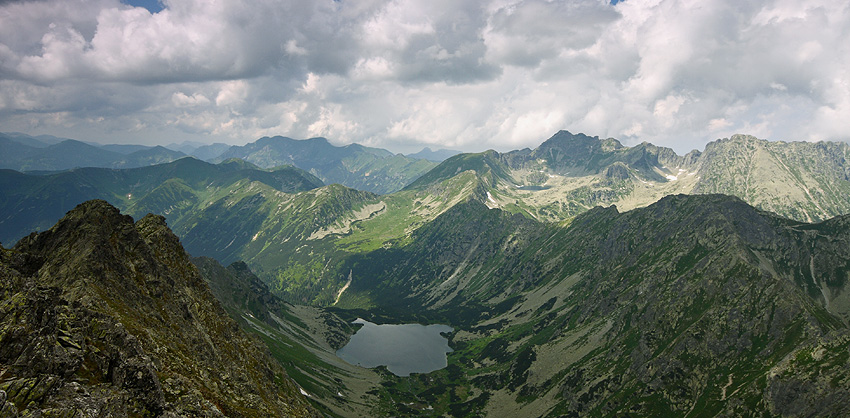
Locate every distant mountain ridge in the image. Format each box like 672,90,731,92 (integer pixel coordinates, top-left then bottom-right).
0,133,188,171
213,136,439,194
406,147,462,162
410,130,850,223
0,157,323,246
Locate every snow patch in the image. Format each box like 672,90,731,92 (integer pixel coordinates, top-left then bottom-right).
299,388,312,398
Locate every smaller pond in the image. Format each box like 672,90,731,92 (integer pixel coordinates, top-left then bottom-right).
336,319,453,376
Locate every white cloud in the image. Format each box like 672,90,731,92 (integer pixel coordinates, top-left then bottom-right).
172,91,210,107
0,0,848,153
215,80,249,108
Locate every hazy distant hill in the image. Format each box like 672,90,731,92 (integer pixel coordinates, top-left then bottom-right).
213,136,439,194
191,142,232,160
99,143,153,154
0,133,189,171
406,146,462,162
163,140,232,161
0,132,67,147
111,145,187,168
3,139,126,171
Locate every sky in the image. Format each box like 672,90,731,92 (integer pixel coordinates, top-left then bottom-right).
0,0,848,154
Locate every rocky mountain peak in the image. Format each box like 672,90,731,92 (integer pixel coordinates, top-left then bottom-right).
1,200,318,417
534,131,609,163
15,199,134,252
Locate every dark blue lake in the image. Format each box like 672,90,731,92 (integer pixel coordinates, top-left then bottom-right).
336,319,453,376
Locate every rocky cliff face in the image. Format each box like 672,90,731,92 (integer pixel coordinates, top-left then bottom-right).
0,200,318,417
693,134,850,222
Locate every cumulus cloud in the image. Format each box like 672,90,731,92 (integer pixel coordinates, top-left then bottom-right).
0,0,848,153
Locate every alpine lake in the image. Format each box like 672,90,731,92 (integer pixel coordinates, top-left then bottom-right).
336,318,453,376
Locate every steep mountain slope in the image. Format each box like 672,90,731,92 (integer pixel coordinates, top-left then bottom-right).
0,200,318,417
178,167,489,305
191,257,379,418
326,194,850,417
213,136,438,194
405,150,516,191
693,135,850,222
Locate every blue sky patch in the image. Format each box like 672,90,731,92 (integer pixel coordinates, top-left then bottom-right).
122,0,164,14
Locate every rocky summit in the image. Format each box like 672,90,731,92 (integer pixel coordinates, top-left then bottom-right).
0,200,318,417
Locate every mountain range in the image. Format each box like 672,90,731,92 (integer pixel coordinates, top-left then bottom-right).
0,133,188,172
411,130,850,224
3,131,850,302
1,133,444,195
2,130,850,417
0,157,323,247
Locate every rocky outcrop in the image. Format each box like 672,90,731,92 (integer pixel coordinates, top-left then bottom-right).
602,162,631,182
0,200,318,417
